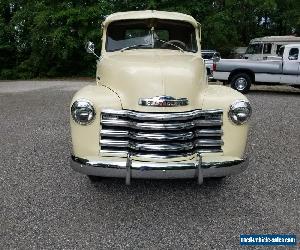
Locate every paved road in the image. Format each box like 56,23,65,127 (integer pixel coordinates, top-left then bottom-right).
1,81,299,249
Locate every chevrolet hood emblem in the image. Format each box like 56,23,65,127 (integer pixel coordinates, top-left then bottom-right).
139,95,189,107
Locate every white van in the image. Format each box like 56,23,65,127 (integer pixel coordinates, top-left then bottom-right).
244,36,300,60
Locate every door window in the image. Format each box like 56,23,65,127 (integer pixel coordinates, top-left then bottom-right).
288,48,299,60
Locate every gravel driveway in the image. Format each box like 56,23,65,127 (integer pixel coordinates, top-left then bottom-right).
1,80,299,249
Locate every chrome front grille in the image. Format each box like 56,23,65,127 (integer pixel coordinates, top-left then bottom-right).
100,109,223,158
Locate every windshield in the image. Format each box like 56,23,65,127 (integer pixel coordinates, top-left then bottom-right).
106,19,198,53
245,43,263,54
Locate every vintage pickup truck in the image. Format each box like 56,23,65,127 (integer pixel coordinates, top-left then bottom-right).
213,44,300,93
70,10,251,185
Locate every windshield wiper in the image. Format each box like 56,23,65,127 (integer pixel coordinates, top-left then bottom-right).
120,43,153,52
120,39,185,53
154,38,184,53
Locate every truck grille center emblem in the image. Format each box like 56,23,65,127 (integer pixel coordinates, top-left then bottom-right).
139,95,189,107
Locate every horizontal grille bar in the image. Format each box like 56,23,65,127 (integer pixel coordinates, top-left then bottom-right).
100,139,224,151
101,129,223,141
100,109,223,158
102,108,223,121
100,149,223,159
195,129,223,137
101,118,222,131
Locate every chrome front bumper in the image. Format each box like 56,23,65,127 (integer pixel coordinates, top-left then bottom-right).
70,155,248,185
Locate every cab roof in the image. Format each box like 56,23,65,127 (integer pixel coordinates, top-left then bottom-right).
103,10,198,28
250,36,300,43
283,44,300,48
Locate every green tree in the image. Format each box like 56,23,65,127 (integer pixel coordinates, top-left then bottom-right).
0,0,299,79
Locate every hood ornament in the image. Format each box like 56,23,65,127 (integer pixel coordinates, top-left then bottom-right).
139,95,189,107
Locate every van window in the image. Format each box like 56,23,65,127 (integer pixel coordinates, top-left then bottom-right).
245,43,262,54
288,48,299,60
278,46,284,57
276,45,283,55
263,43,272,54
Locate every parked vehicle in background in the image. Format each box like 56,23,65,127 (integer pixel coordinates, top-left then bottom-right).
69,10,251,185
229,47,247,59
244,36,300,60
201,50,220,80
213,44,300,93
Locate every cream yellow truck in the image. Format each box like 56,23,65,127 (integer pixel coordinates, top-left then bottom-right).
70,11,252,185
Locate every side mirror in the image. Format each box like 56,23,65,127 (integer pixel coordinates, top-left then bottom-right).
85,41,100,59
85,41,95,54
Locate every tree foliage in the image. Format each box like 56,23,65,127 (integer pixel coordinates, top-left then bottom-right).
0,0,299,79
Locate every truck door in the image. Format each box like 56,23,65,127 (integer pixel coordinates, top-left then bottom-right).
281,47,299,84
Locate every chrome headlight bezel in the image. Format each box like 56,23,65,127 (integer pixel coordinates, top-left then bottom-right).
71,99,96,125
228,100,252,125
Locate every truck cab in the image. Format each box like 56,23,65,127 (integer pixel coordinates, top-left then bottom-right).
69,11,251,185
280,44,300,85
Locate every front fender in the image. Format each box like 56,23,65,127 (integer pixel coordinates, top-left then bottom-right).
202,85,250,158
70,85,122,158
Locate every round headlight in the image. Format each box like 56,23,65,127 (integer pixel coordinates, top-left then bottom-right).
71,99,95,125
228,100,252,125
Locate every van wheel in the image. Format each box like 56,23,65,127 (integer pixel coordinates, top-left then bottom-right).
230,73,252,93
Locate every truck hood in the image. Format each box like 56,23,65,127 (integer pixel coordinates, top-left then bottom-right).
97,50,206,111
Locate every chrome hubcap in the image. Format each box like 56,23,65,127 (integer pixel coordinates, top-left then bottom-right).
235,77,247,91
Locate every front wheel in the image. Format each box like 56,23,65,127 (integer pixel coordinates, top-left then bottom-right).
230,73,252,93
